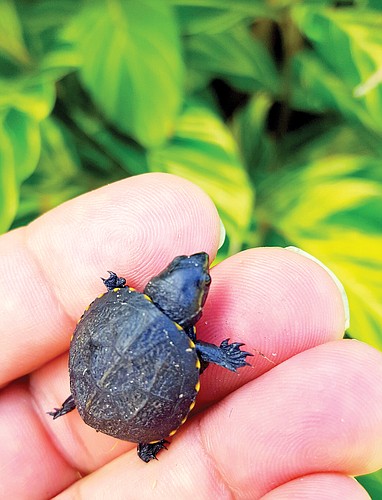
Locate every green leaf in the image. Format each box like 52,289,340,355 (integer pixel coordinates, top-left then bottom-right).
185,23,279,94
15,0,83,40
357,469,382,500
0,115,18,234
292,6,382,134
0,78,54,233
170,0,275,35
14,117,86,228
68,106,149,177
148,100,254,254
70,0,183,148
0,0,80,87
231,92,275,180
0,109,41,233
17,0,81,76
0,1,79,119
38,117,81,177
257,152,382,350
0,0,31,65
280,119,382,167
0,82,55,121
54,74,148,177
367,0,382,10
7,109,41,184
291,51,382,133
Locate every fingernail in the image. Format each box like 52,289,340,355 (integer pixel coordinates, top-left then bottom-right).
218,218,226,249
285,246,350,330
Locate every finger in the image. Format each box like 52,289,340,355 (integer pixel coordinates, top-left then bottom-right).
0,380,79,499
53,340,382,499
197,246,347,405
261,473,370,500
202,340,382,497
23,244,347,486
0,173,220,385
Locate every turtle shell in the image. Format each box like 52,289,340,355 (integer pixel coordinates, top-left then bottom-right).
69,287,200,443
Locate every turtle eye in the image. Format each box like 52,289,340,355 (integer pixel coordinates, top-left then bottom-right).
204,273,211,286
197,274,210,288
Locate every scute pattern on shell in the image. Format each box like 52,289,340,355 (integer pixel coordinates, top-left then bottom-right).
69,288,200,443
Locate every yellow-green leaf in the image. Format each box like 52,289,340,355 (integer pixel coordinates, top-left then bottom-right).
148,100,254,254
257,154,382,350
0,109,41,233
292,6,382,134
0,82,55,121
0,0,31,65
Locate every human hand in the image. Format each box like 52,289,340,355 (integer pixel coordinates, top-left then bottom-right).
1,173,381,499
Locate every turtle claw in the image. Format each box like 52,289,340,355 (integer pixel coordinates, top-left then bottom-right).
195,338,253,373
217,339,253,372
137,440,169,463
101,271,126,291
47,395,76,419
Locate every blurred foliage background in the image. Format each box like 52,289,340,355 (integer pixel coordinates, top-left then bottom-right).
1,0,382,495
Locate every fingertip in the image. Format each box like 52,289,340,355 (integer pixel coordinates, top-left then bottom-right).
261,473,370,500
285,246,350,330
202,246,346,358
195,247,347,404
26,173,221,317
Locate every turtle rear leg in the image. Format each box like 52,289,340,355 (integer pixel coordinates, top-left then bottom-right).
137,440,169,463
195,339,253,373
47,394,76,420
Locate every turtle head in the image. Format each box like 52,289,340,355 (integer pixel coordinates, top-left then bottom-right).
144,252,211,328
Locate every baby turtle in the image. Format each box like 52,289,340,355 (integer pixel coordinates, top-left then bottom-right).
48,252,252,462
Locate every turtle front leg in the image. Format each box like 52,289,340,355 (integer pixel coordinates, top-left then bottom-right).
195,339,252,373
47,394,76,419
137,440,169,463
101,271,126,291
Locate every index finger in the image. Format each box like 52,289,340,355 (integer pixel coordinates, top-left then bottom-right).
0,173,221,386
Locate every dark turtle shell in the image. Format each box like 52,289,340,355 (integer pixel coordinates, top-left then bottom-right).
69,287,200,443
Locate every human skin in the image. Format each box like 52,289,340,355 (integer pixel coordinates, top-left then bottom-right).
0,173,381,499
